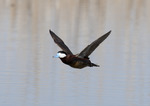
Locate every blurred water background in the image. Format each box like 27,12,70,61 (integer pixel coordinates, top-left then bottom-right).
0,0,150,106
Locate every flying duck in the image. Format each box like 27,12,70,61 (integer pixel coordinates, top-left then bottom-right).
49,30,111,69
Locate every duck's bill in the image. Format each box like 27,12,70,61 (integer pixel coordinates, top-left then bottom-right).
53,53,59,58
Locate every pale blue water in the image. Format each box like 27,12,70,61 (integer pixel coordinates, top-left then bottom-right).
0,0,150,106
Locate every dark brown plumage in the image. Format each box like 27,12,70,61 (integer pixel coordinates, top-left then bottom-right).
50,30,73,55
49,30,111,69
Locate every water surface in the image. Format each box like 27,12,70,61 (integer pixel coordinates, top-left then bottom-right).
0,0,150,106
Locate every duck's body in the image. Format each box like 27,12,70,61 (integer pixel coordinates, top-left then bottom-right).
49,30,111,69
60,54,99,69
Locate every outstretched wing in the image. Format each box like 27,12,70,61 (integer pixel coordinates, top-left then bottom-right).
78,30,111,58
49,30,73,55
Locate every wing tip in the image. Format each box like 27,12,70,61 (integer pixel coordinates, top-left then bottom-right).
107,30,111,35
103,30,111,37
49,29,57,38
49,29,53,35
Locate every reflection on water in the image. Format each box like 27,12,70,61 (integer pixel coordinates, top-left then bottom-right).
0,0,150,106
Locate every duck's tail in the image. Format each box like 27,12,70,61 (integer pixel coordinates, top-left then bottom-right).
90,63,100,67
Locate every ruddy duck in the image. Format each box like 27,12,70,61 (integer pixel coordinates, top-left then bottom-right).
49,30,111,69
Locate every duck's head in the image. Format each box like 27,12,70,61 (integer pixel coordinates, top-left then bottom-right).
53,51,67,58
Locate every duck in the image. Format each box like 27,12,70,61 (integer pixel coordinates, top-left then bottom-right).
49,30,111,69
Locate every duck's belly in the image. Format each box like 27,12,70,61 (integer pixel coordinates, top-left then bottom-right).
70,61,88,69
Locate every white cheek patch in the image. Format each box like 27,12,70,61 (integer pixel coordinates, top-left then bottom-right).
58,53,66,58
